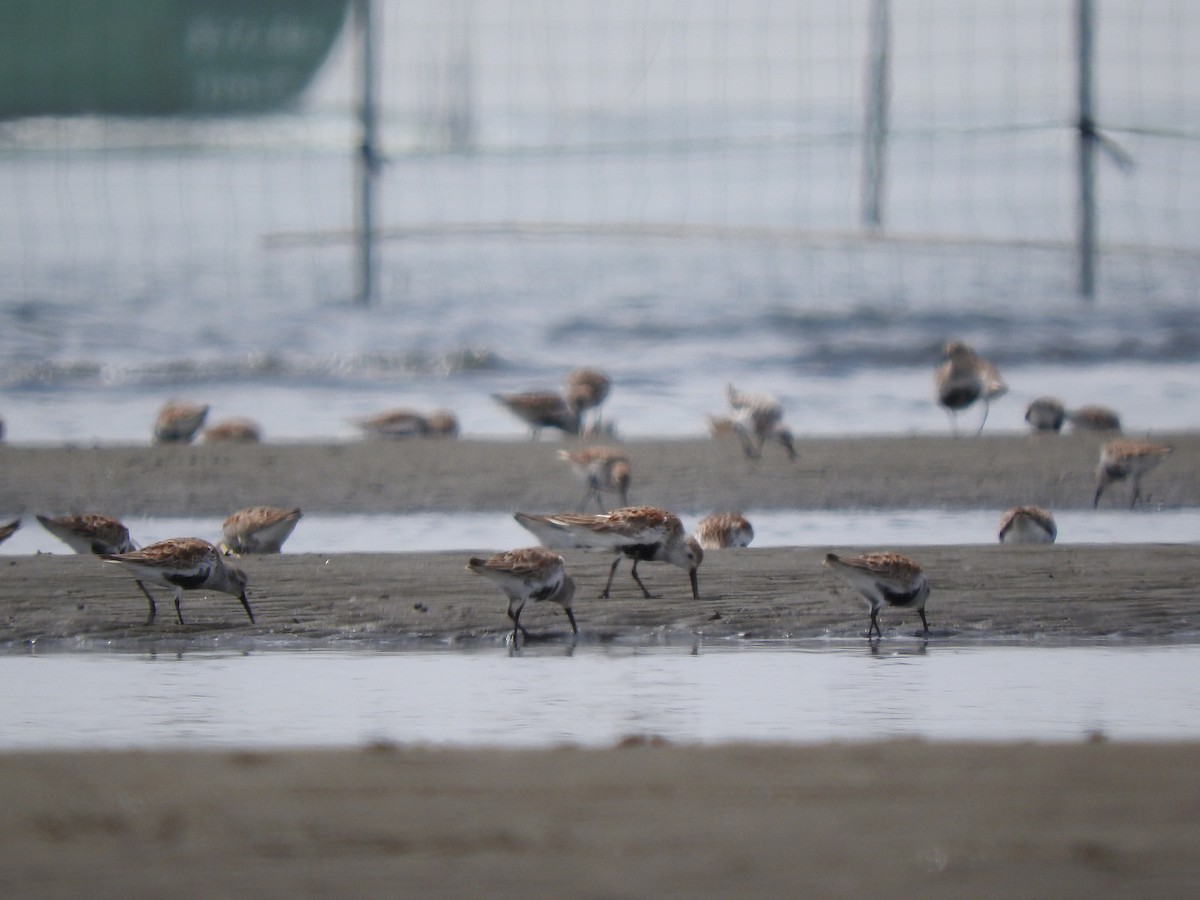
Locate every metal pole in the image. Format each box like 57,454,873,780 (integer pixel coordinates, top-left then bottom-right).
861,0,891,231
1076,0,1096,301
354,0,380,305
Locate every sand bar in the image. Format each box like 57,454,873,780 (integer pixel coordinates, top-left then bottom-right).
1,432,1196,516
2,544,1197,647
2,741,1199,898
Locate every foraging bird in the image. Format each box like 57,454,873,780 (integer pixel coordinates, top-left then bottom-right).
694,512,755,550
564,368,611,431
725,384,796,460
493,391,580,439
153,400,209,444
36,512,159,615
1068,405,1122,433
36,513,137,556
202,417,262,444
0,518,20,546
221,506,303,555
354,408,459,439
998,506,1058,544
515,506,703,600
1093,439,1172,509
1024,397,1066,434
102,538,253,625
557,446,631,511
935,341,1007,435
823,551,931,639
466,546,577,642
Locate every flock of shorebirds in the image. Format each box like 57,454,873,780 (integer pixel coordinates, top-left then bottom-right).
0,344,1178,643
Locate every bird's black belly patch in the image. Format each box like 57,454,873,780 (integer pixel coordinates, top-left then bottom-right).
941,386,980,410
165,571,208,589
619,543,660,561
881,585,923,607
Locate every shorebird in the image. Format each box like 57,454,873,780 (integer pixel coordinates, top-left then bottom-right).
153,400,209,445
1093,439,1172,509
1068,405,1122,433
102,537,253,625
725,384,796,460
934,340,1007,435
37,512,138,555
466,546,577,642
998,506,1057,544
824,551,931,639
694,512,755,550
221,506,302,554
514,506,703,599
557,446,631,511
1024,397,1066,434
0,517,19,546
564,367,611,431
354,408,459,439
493,391,580,439
37,513,159,611
201,417,262,444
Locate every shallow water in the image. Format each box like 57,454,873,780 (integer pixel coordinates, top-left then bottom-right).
2,644,1198,749
5,508,1198,556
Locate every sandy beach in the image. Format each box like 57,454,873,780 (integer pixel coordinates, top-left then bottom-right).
2,435,1198,897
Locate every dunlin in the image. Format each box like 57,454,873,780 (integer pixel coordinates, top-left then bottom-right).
823,551,931,639
564,367,611,430
515,506,703,599
102,537,253,625
37,512,159,613
0,517,19,546
1024,397,1066,434
466,546,577,642
557,446,631,511
493,391,580,439
153,400,209,445
998,506,1057,544
935,340,1006,435
694,512,755,550
221,506,302,555
37,512,137,555
354,407,459,439
1093,439,1172,509
725,384,796,460
202,417,262,444
1068,405,1122,433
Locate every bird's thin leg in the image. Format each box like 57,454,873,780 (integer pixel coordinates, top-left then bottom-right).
868,608,880,639
600,557,622,598
976,400,990,436
136,581,157,625
918,609,930,634
508,601,530,642
629,560,656,599
1130,476,1142,510
174,590,185,625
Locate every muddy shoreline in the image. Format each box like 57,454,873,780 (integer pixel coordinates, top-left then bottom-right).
2,544,1197,648
2,432,1196,516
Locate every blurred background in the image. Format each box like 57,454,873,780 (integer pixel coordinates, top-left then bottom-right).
1,0,1198,442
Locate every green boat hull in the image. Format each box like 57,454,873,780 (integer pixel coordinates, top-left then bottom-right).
0,0,351,118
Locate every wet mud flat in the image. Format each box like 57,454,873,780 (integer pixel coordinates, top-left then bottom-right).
1,432,1197,516
2,544,1197,647
2,741,1199,899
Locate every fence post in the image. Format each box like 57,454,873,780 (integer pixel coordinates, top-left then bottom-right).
1076,0,1096,301
354,0,380,305
861,0,891,232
